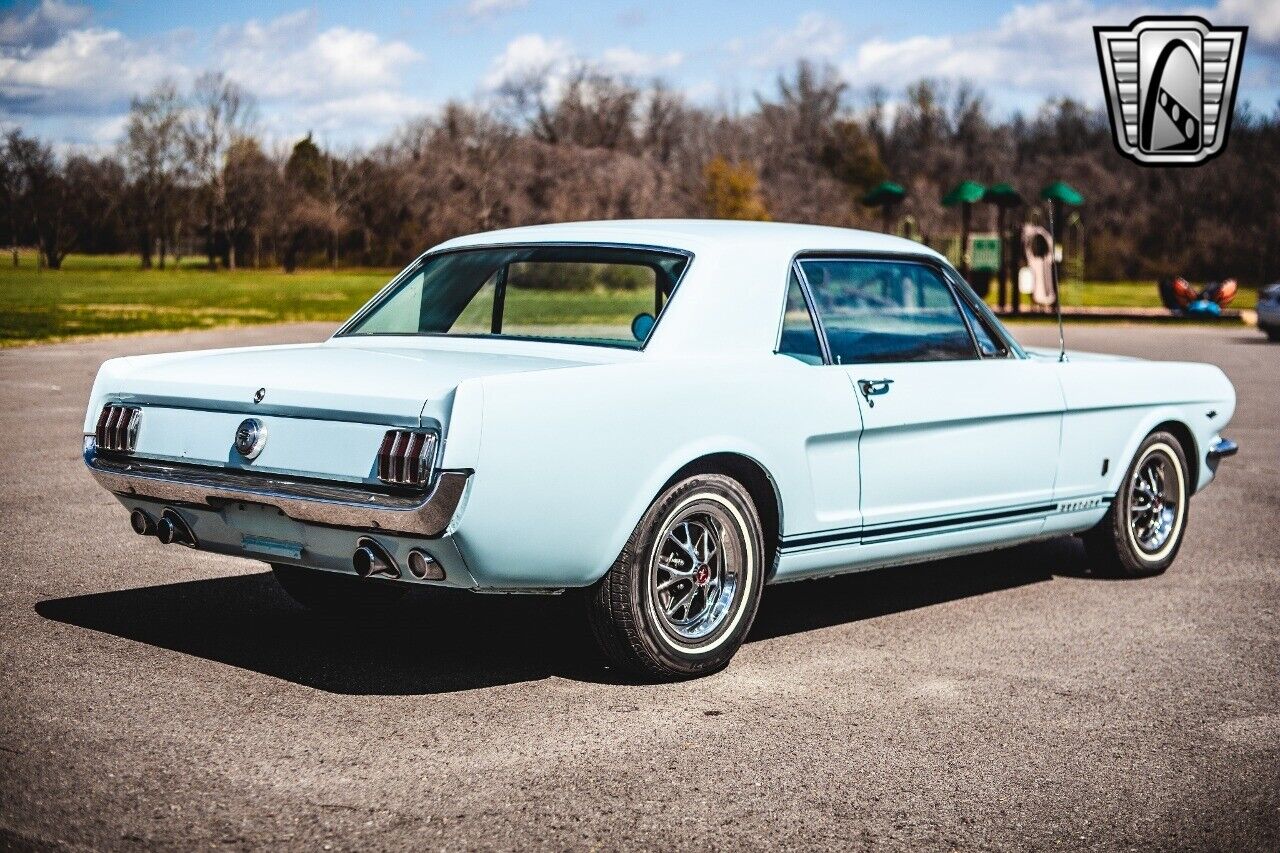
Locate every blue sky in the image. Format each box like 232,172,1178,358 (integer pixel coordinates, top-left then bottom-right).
2,0,1277,150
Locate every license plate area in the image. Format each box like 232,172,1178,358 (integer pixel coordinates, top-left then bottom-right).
240,534,304,560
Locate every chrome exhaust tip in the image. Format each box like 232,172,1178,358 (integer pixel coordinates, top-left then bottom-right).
353,538,399,579
407,548,445,581
156,508,196,547
129,508,156,536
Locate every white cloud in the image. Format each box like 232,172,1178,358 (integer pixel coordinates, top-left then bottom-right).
207,12,426,146
1211,0,1280,48
0,0,90,48
0,26,187,115
599,46,683,76
483,34,684,93
483,33,573,90
841,0,1121,106
747,12,848,69
463,0,529,21
214,11,420,101
274,90,434,147
839,0,1280,107
0,7,428,145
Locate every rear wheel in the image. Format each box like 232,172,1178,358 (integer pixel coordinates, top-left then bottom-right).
1263,324,1280,342
271,564,405,612
587,474,765,681
1082,430,1190,577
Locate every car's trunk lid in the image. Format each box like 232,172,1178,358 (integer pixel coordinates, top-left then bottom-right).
96,339,606,482
109,340,595,423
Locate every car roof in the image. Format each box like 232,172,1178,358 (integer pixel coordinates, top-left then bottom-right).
426,220,949,359
431,218,940,260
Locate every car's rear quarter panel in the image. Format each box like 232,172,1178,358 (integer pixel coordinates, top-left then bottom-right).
446,357,858,588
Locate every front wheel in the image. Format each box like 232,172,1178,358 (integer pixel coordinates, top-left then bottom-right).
587,474,765,681
1082,430,1191,577
1263,325,1280,342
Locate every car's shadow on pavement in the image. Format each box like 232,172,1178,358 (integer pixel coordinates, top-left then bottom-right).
36,536,1096,695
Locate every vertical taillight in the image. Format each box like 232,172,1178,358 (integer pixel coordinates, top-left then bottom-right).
377,430,438,487
95,404,142,453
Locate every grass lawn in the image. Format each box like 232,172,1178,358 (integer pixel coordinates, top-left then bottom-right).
0,252,395,347
0,252,1258,347
988,279,1256,311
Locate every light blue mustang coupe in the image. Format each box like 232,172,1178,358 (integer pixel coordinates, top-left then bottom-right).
84,221,1238,679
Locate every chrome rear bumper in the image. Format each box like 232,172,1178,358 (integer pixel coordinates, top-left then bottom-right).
84,439,469,537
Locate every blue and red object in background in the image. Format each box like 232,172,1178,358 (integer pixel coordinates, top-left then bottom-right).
1158,276,1238,317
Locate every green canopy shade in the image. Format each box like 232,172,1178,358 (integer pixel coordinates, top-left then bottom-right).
942,180,986,207
983,182,1024,207
861,181,906,207
1040,180,1083,206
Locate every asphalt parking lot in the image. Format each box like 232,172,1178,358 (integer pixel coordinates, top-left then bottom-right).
1,321,1277,851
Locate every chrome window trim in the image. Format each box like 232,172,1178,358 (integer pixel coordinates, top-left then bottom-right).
938,262,1023,359
773,261,833,365
333,241,696,352
784,251,992,366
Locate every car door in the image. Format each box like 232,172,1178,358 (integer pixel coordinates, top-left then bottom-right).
795,255,1064,556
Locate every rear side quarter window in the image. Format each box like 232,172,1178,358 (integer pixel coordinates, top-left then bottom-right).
777,268,825,364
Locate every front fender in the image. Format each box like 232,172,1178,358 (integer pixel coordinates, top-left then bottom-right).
1055,360,1235,500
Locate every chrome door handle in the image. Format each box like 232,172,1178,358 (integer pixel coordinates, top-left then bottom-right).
857,378,894,407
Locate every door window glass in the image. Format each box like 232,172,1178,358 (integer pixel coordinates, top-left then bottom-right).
798,259,978,364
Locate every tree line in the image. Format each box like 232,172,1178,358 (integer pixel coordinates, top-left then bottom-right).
2,62,1278,283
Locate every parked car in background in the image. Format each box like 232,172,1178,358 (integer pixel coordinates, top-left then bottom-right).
83,221,1238,680
1257,282,1280,341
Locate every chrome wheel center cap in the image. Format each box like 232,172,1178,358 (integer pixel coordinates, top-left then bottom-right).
694,564,710,585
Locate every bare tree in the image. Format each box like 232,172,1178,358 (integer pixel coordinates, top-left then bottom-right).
0,130,35,266
121,81,186,268
639,82,686,164
6,59,1280,286
223,138,276,269
185,72,256,269
544,69,641,150
6,134,69,269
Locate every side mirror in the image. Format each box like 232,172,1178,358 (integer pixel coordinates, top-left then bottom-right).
631,312,655,341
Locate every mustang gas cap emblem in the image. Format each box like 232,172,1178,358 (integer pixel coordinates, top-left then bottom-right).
253,387,266,404
234,418,267,460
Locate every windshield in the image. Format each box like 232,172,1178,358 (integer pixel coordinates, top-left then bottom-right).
339,245,691,349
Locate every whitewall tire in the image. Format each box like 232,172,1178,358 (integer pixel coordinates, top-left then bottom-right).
587,473,765,680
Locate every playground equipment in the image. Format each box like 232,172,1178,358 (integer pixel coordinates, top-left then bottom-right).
941,180,986,282
862,181,907,234
1158,277,1238,316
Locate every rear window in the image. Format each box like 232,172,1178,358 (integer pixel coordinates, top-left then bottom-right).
341,245,691,349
